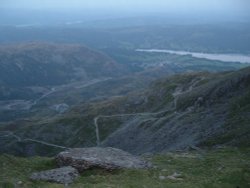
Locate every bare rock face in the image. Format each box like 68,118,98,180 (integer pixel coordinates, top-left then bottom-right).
30,166,79,184
55,147,152,172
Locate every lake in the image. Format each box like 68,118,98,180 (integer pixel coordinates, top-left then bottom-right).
136,49,250,64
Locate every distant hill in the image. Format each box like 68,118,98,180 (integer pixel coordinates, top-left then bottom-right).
1,24,250,54
0,42,125,100
0,42,123,87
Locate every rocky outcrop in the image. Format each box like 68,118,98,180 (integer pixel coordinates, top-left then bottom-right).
30,147,150,184
30,166,79,184
51,103,69,114
55,147,152,172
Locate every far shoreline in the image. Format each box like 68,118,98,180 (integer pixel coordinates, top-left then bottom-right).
136,49,250,64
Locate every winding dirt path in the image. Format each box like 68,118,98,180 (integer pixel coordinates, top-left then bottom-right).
0,131,68,149
173,77,204,109
0,77,204,150
32,77,111,107
94,109,174,146
93,77,205,146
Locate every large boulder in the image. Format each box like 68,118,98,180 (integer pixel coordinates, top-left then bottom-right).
55,147,152,172
30,166,79,184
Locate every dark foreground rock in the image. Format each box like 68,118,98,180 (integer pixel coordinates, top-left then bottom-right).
56,147,152,172
30,166,79,184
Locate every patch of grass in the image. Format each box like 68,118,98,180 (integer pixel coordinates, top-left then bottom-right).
0,148,249,188
0,155,56,188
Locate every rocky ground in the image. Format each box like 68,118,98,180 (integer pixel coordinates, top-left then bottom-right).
0,147,249,187
29,147,150,185
1,67,250,157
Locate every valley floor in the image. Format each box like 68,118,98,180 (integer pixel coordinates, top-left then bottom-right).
0,148,249,188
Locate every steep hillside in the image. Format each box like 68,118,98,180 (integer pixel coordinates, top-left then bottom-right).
1,67,249,156
101,67,250,153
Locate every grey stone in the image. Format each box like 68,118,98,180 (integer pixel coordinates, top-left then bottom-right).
159,175,166,180
51,103,69,114
30,166,79,184
56,147,152,172
166,172,183,181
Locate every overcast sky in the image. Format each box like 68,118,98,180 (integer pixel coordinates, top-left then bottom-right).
0,0,249,24
1,0,249,12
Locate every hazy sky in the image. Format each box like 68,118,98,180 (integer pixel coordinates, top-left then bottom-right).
1,0,249,24
1,0,249,12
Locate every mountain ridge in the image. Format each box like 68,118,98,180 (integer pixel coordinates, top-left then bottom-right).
0,42,124,88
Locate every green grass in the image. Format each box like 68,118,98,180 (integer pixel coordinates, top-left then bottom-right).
0,148,249,188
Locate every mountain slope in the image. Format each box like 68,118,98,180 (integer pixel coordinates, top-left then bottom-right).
1,67,249,156
0,42,124,100
101,67,250,153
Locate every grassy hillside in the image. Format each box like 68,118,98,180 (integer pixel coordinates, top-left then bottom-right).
0,42,124,100
1,67,250,156
0,148,249,188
